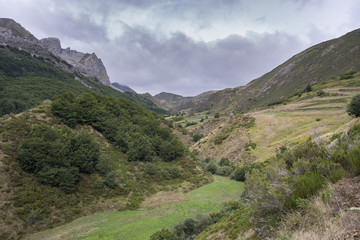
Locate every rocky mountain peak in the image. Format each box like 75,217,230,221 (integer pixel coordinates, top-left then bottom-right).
0,18,111,86
0,18,37,42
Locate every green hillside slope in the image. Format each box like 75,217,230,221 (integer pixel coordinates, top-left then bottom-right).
159,29,360,114
0,45,165,116
0,93,208,239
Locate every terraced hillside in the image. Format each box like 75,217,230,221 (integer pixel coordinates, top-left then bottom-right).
177,73,360,165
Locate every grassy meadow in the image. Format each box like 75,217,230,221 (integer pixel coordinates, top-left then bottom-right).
25,176,243,240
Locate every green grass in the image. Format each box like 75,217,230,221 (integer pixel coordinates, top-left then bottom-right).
25,176,243,240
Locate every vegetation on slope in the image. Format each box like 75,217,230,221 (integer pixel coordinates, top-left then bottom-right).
0,45,165,116
160,29,360,114
0,93,208,239
26,176,242,240
194,94,360,239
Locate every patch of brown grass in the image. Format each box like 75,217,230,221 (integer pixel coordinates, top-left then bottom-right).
140,189,188,210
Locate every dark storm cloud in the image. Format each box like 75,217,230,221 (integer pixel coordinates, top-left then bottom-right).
101,25,305,96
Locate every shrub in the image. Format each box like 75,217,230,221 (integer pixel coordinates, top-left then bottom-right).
231,167,246,181
105,170,125,189
214,112,220,118
219,157,230,166
216,166,233,176
150,229,175,240
286,171,325,209
305,84,312,92
162,166,181,180
340,70,356,80
348,124,360,139
193,133,204,142
185,121,197,127
348,144,360,175
206,162,218,174
245,141,257,151
347,94,360,118
316,90,325,97
144,162,156,175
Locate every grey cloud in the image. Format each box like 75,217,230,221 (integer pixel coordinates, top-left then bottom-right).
100,26,306,96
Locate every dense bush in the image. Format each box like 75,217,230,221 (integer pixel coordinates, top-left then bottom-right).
244,138,345,237
347,93,360,117
192,133,204,142
340,70,356,80
219,157,230,166
51,92,185,163
16,124,100,193
206,162,218,174
151,202,240,240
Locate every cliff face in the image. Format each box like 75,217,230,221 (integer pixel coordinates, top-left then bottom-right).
39,37,110,85
0,18,111,86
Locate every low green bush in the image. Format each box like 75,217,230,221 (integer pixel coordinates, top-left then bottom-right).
347,94,360,118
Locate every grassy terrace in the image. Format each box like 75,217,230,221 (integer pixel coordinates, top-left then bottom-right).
249,84,360,162
26,176,243,240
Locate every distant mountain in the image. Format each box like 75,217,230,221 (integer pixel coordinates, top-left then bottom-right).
153,91,216,112
0,18,110,86
162,29,360,113
112,82,137,93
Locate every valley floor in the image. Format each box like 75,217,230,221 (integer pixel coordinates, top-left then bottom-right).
25,176,243,240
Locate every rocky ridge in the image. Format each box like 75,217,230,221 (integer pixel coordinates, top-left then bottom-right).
0,18,111,86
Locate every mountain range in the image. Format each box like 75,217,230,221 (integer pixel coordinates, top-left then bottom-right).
155,28,360,113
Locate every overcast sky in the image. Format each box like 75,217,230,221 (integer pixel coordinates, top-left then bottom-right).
1,0,360,96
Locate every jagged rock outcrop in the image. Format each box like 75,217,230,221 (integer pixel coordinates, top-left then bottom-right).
0,18,111,86
39,37,110,85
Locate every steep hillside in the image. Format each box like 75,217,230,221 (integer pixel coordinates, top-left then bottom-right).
0,93,209,239
0,44,165,116
159,29,360,113
171,72,359,168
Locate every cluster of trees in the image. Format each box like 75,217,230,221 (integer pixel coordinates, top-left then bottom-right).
51,92,185,162
17,124,100,193
198,157,265,182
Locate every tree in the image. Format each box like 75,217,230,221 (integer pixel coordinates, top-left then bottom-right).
207,162,218,174
51,91,78,127
305,84,312,92
70,131,100,173
219,157,230,166
127,135,154,162
159,138,185,162
347,94,360,118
